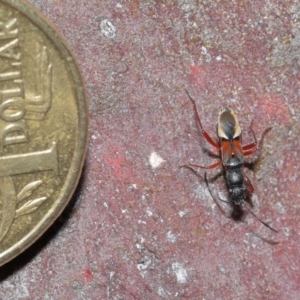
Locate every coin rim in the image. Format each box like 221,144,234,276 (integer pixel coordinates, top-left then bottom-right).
0,0,88,266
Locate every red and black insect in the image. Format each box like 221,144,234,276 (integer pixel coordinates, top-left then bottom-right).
185,90,277,232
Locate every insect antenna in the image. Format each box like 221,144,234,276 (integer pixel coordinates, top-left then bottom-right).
243,204,278,233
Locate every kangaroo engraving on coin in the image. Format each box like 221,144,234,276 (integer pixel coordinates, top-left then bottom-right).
0,1,88,266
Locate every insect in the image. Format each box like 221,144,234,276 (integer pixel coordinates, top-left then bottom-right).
185,90,277,232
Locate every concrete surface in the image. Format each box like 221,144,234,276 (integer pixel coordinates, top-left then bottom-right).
0,1,300,299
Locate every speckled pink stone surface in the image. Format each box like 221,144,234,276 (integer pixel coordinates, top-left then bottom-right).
1,1,300,299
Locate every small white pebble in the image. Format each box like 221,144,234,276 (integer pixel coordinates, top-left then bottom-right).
149,152,165,169
166,230,176,243
100,19,116,38
172,262,188,283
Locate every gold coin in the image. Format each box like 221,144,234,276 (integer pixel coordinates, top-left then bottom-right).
0,0,88,266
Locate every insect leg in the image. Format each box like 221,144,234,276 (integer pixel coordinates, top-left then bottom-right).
189,160,222,170
185,89,220,149
243,127,271,156
244,175,254,193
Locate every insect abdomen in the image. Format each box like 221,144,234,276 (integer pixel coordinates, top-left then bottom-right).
225,168,246,205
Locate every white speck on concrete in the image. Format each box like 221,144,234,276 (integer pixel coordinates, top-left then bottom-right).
275,159,284,169
135,243,143,250
283,227,290,237
178,209,188,217
275,202,286,214
137,257,152,278
211,203,217,211
194,185,214,206
243,232,262,250
172,262,188,283
201,46,208,55
128,184,138,191
149,152,165,169
201,46,211,62
157,286,167,297
250,235,262,249
166,230,177,243
218,265,226,273
179,0,196,12
100,19,116,39
251,194,259,207
146,207,153,217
